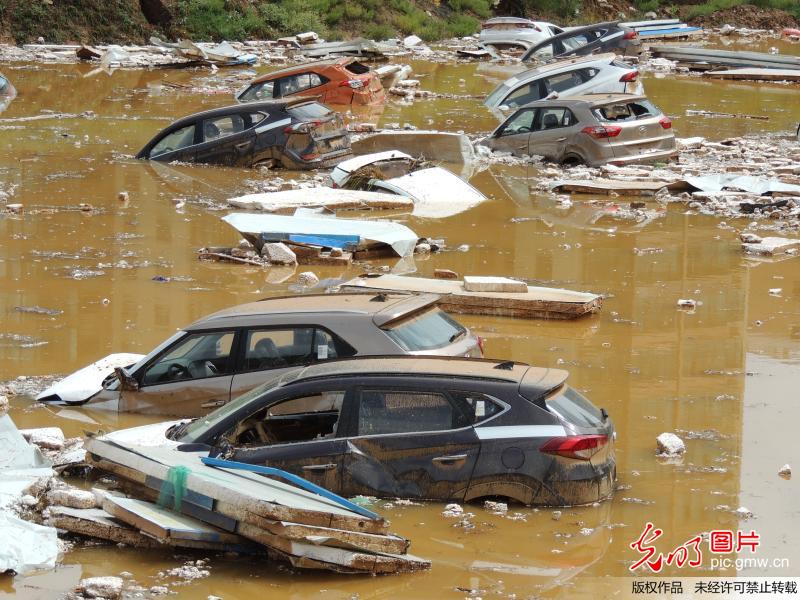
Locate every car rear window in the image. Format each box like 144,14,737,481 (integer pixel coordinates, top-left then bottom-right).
546,385,604,427
593,100,660,122
345,62,370,75
382,307,466,351
288,102,331,120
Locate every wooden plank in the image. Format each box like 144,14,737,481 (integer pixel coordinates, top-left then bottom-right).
550,179,687,195
48,506,161,548
215,501,409,554
86,438,389,535
339,274,602,320
702,68,800,82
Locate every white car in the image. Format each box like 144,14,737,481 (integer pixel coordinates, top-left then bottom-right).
484,53,642,115
479,17,564,51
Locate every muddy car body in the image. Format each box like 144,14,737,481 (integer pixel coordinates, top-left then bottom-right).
522,21,641,62
39,294,481,416
102,357,616,506
480,93,676,167
135,99,351,169
0,71,16,113
479,17,564,51
236,58,385,106
484,54,641,114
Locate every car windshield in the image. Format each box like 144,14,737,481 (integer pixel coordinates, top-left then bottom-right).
383,307,466,351
288,102,331,120
177,368,304,443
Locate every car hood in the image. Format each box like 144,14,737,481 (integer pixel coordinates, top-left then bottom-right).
100,420,186,449
36,353,146,404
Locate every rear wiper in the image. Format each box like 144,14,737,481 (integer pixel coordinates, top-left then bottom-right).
449,330,465,343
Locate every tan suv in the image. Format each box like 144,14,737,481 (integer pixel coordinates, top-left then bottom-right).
480,93,676,167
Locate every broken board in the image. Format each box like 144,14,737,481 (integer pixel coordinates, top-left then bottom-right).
550,179,686,196
702,68,800,82
48,506,160,548
228,189,413,214
339,274,603,319
742,237,800,256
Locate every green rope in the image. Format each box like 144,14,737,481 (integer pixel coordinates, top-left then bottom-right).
157,465,190,511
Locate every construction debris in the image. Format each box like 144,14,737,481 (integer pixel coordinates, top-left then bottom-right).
338,274,603,319
656,432,686,456
741,236,800,256
82,435,429,574
228,189,413,214
649,45,800,71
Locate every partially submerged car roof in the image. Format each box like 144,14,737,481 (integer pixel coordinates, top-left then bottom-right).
482,17,537,26
288,355,568,394
252,58,357,82
165,98,323,129
511,53,617,81
184,292,442,331
513,92,646,110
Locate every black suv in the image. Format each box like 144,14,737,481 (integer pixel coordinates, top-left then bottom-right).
136,99,351,169
102,356,616,506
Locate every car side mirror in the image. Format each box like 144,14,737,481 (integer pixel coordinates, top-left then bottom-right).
114,367,139,392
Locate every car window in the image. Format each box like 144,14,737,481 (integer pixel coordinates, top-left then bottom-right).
498,108,536,137
546,385,604,427
250,112,266,124
593,100,658,122
543,71,585,94
239,81,274,102
549,26,564,36
535,107,576,131
357,391,470,435
142,331,235,385
532,43,554,59
243,327,354,372
382,307,466,351
278,73,324,96
149,124,196,157
202,114,245,142
345,62,370,75
227,391,345,446
562,33,592,52
449,391,505,424
287,102,331,120
503,82,543,109
582,67,599,80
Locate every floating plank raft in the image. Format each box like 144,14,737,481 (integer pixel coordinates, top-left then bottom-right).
339,274,603,319
85,437,428,574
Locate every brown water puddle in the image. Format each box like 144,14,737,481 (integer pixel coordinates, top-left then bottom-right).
1,45,799,598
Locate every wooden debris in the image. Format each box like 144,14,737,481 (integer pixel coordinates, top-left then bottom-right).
463,276,527,293
84,437,428,574
742,237,800,256
550,179,686,196
339,274,602,319
702,68,800,82
47,506,160,548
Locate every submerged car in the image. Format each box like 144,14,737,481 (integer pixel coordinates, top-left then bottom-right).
236,58,385,106
135,99,351,169
37,293,482,416
100,356,616,506
480,93,676,167
522,21,640,62
484,54,641,113
0,71,16,114
479,17,564,51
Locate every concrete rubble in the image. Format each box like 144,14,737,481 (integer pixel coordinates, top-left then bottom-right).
656,432,686,456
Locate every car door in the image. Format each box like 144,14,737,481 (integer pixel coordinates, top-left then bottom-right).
228,326,355,401
340,386,480,500
489,107,537,157
120,330,239,417
225,386,353,492
193,112,255,167
527,106,579,161
146,122,199,163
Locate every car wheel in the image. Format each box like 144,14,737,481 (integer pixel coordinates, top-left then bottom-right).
561,154,584,167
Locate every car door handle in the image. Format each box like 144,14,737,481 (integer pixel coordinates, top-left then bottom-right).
432,454,468,464
235,141,252,150
200,399,226,408
556,137,566,142
302,463,337,472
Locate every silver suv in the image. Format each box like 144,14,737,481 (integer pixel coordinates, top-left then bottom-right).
480,93,677,167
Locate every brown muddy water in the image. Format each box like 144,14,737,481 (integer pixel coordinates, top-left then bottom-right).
1,40,800,598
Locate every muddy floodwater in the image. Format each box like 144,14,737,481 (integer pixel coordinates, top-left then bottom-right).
1,40,800,598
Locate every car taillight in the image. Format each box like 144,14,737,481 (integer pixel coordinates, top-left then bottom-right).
477,336,485,356
659,116,672,129
533,25,542,32
339,79,365,89
623,30,638,39
619,70,639,82
540,434,608,460
581,125,622,139
300,152,320,160
284,120,321,134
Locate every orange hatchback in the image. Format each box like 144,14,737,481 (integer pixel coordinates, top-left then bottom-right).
236,58,386,107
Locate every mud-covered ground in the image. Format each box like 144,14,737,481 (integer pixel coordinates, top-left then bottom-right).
1,33,799,599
